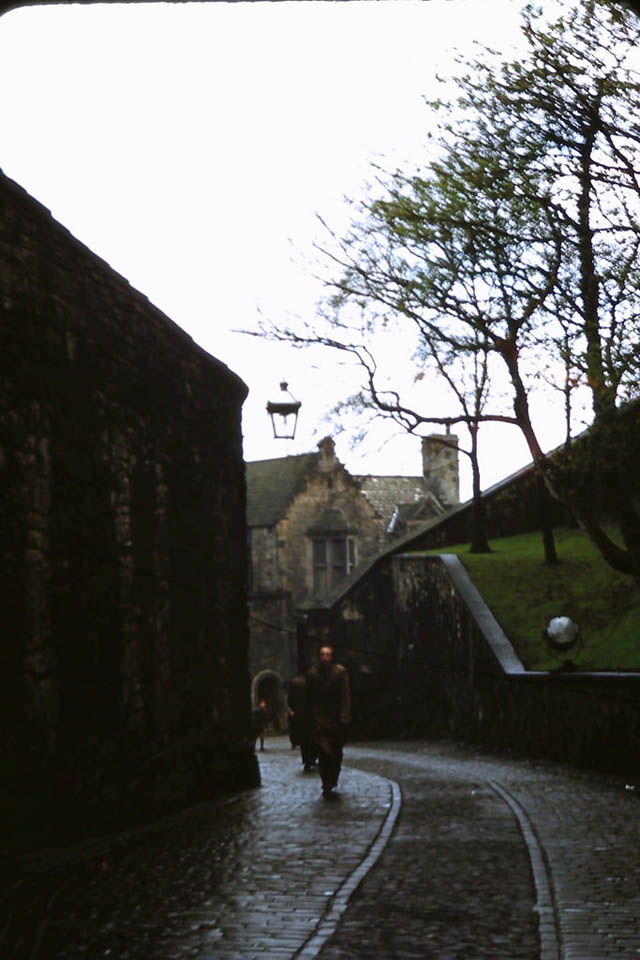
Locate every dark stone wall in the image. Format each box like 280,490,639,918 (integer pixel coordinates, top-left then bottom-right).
301,560,407,738
0,171,258,850
303,552,640,784
390,555,640,782
248,589,297,727
404,463,574,552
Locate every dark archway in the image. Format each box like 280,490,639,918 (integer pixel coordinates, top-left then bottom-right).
253,669,286,732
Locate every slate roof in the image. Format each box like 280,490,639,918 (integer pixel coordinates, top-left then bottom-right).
355,475,438,531
245,452,319,527
296,449,560,612
246,452,444,532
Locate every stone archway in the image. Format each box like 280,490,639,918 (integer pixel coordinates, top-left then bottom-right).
252,669,287,733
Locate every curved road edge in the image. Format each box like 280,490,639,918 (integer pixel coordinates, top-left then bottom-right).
489,779,561,960
294,775,402,960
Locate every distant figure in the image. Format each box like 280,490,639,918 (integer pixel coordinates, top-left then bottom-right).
305,644,351,799
252,699,268,752
288,674,316,772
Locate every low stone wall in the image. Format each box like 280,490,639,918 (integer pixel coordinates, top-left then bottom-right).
402,461,574,551
1,172,258,850
303,552,640,784
391,554,640,782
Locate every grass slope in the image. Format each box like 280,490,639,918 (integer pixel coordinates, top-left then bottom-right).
418,526,640,670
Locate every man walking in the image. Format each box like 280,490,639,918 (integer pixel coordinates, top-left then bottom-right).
288,674,316,772
305,644,351,799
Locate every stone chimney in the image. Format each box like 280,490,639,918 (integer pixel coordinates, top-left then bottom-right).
317,436,337,472
422,433,460,508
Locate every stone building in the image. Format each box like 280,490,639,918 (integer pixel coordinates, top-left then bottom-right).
245,433,459,726
0,170,257,848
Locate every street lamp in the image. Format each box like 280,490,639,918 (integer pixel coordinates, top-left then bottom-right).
266,381,301,439
544,615,581,669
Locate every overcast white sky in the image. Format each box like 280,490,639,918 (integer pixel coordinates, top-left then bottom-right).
0,0,568,499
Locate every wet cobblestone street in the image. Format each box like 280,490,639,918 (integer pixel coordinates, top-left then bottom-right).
2,736,640,959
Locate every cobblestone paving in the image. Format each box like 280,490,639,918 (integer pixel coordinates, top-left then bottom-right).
324,741,640,960
1,742,391,960
316,745,539,960
2,737,640,959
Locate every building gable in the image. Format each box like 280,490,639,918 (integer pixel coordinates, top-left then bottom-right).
246,452,318,527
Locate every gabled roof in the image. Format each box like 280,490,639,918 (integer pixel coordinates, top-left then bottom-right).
246,452,319,527
297,454,544,612
246,451,444,531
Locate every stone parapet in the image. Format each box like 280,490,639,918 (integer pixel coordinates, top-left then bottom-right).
300,549,640,783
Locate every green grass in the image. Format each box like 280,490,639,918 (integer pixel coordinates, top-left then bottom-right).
415,527,640,671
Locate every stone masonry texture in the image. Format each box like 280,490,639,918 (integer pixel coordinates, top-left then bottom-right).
0,170,258,851
3,736,640,959
302,551,640,785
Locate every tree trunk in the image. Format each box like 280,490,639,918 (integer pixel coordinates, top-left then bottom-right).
537,473,558,566
500,339,636,580
468,423,491,554
577,118,613,422
573,506,634,575
618,503,640,587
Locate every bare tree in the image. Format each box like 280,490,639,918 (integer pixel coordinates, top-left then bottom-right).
250,0,640,581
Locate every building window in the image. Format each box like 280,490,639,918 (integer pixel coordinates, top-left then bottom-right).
312,537,355,595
